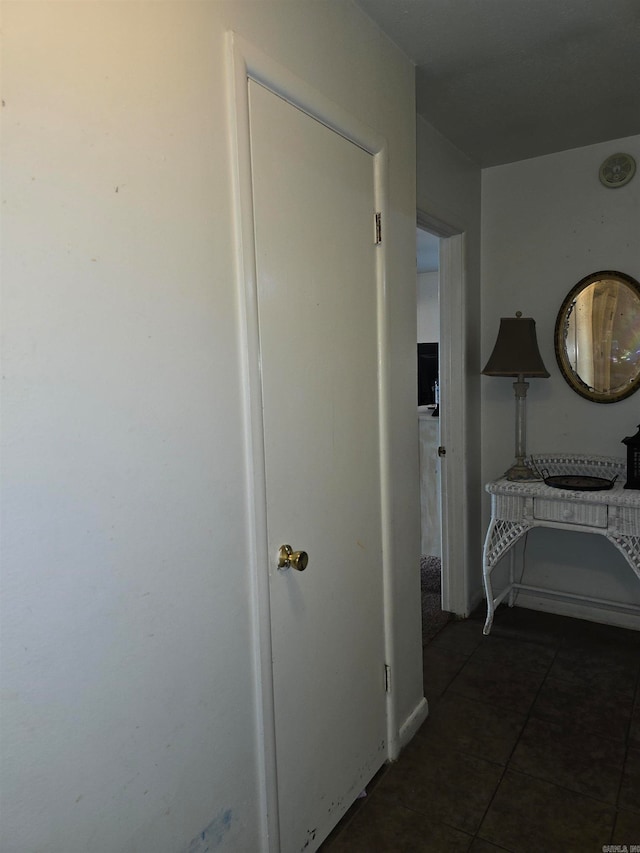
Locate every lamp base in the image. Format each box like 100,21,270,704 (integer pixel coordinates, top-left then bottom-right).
504,461,542,482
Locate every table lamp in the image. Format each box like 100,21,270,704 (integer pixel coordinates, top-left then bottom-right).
483,312,550,481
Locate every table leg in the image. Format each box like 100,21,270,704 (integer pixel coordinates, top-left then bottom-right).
482,520,497,635
482,518,531,634
508,548,516,607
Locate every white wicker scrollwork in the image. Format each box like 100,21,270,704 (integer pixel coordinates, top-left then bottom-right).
607,534,640,582
484,519,531,569
527,454,625,479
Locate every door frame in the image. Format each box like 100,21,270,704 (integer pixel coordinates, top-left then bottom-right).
417,211,468,616
227,32,395,852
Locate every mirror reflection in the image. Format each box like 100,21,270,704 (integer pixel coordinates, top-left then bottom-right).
555,271,640,403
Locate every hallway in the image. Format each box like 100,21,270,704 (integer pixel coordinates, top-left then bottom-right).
322,605,640,851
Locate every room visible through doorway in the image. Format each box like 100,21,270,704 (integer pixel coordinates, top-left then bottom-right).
417,226,450,643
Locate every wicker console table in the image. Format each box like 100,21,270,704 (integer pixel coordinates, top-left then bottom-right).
482,455,640,635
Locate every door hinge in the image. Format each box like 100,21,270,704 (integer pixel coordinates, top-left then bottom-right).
374,212,382,244
384,663,391,693
438,446,446,457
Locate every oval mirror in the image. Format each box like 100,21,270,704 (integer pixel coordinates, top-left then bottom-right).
555,270,640,403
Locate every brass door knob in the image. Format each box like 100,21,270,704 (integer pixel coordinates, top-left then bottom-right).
278,544,309,571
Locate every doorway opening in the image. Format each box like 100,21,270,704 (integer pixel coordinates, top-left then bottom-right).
416,226,450,643
416,211,468,632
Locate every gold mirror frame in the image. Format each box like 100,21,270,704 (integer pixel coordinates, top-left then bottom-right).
554,270,640,404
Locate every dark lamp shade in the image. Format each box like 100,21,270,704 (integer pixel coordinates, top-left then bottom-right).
482,316,550,378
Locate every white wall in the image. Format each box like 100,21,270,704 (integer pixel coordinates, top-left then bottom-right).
482,134,640,626
0,3,420,851
416,117,483,610
417,271,439,342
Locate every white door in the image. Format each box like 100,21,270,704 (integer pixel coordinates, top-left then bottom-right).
248,80,387,852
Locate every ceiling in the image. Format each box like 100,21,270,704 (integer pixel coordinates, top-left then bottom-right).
354,0,640,167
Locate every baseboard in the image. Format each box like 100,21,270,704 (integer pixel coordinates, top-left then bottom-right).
397,696,429,751
465,586,485,619
512,590,640,631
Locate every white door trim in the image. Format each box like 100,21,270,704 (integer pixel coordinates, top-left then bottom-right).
439,233,468,615
226,32,396,852
417,212,468,616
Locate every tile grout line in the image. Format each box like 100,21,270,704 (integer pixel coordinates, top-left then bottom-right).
322,609,640,850
611,650,640,843
470,622,560,850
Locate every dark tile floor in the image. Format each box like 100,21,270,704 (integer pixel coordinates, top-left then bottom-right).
321,605,640,852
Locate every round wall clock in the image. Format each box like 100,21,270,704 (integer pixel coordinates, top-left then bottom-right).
599,152,636,188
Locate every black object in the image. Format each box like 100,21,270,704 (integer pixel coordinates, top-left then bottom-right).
622,425,640,489
543,474,617,491
417,343,438,406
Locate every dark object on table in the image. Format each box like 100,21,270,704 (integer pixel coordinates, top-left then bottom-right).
622,425,640,490
543,474,617,491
